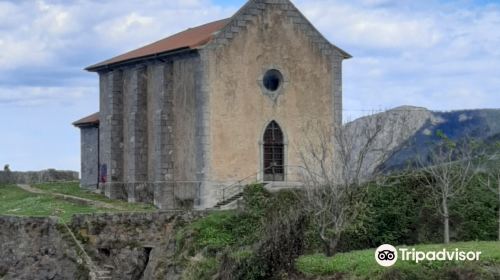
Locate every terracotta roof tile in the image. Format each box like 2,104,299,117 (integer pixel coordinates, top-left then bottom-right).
73,112,99,127
86,18,229,71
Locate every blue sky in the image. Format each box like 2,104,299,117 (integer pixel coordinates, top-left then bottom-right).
0,0,499,172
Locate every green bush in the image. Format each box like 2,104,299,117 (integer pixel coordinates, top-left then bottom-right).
175,210,261,257
332,172,498,253
176,184,304,280
218,209,306,280
450,175,498,241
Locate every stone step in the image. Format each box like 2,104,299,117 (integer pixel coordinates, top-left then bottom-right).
214,192,244,208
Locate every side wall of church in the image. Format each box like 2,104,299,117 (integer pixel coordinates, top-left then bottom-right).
79,125,99,189
97,52,203,209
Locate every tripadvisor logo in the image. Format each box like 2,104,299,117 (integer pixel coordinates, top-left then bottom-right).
375,244,482,267
375,244,398,267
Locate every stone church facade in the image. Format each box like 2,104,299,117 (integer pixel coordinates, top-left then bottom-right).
73,0,350,209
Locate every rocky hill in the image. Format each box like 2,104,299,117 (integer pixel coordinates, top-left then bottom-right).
345,106,500,175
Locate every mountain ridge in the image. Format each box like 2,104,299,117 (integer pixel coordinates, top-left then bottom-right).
345,106,500,175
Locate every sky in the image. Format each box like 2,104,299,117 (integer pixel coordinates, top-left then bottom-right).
0,0,499,172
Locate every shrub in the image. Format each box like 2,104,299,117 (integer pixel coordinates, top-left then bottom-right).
176,184,304,280
217,208,306,280
450,175,497,241
332,172,498,253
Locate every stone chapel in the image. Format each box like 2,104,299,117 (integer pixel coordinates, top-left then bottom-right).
73,0,351,209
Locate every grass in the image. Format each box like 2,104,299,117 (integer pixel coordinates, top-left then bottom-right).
176,211,252,254
35,182,108,200
34,182,156,211
296,241,500,279
175,201,264,253
0,183,156,223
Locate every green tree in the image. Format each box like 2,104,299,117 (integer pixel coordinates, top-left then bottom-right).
477,141,500,241
418,133,475,244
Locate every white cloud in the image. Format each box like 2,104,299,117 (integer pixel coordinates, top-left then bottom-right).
0,0,234,101
0,1,26,28
0,0,78,70
34,1,76,35
294,0,500,119
94,13,155,45
0,40,50,70
0,86,93,107
91,3,231,52
297,1,442,49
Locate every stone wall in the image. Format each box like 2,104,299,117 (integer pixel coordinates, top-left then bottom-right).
198,0,347,207
148,62,176,209
0,169,79,185
98,53,202,210
80,126,99,189
123,65,150,203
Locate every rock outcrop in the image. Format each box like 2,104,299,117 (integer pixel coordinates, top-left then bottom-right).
0,216,85,280
0,211,206,280
344,106,433,178
346,106,500,175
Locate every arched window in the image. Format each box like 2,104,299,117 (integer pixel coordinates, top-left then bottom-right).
263,121,284,181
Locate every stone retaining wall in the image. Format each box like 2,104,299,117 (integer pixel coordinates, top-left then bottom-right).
0,169,79,184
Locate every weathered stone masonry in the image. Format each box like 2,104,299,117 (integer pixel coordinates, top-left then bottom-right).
99,70,125,200
332,55,343,128
94,53,203,209
149,62,176,209
123,66,149,203
80,126,99,188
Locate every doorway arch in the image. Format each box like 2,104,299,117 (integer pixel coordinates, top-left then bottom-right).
262,121,285,181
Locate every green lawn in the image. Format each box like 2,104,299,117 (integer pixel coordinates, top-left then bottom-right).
0,184,156,222
34,182,156,212
297,241,500,279
35,182,109,201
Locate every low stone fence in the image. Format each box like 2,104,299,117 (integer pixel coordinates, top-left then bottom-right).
0,169,79,185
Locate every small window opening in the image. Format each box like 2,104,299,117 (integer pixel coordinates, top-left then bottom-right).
263,69,283,92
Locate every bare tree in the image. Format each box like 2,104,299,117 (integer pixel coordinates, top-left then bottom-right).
477,142,500,241
298,109,413,256
418,134,476,244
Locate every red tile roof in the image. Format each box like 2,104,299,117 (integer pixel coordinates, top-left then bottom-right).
86,18,229,71
73,112,99,127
